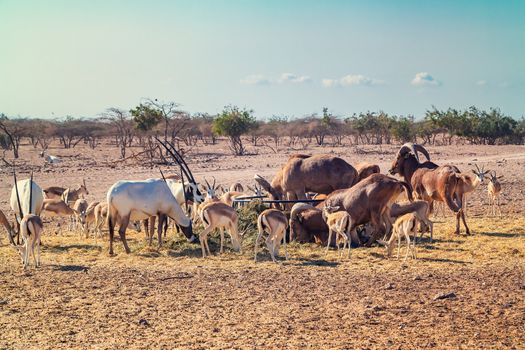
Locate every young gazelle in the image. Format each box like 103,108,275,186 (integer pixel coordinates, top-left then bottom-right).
254,209,288,263
381,213,417,261
458,164,490,214
83,200,100,237
72,198,89,234
322,205,353,258
198,201,242,258
487,171,503,217
17,214,44,269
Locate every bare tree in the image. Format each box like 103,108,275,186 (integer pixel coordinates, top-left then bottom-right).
100,108,134,158
0,114,25,158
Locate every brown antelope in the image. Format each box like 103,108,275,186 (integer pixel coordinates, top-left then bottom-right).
457,164,490,214
389,200,433,242
43,179,89,202
17,214,44,269
254,209,288,263
380,213,417,261
487,171,503,217
220,184,264,207
198,201,241,258
41,189,79,232
92,202,141,242
72,198,89,234
84,201,100,236
322,205,353,258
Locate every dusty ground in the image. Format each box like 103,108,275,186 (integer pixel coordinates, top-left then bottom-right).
1,140,524,349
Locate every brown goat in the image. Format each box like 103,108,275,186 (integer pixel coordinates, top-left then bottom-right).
389,143,470,235
355,162,381,183
323,174,413,246
254,154,358,204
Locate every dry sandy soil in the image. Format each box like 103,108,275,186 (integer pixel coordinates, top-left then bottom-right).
1,140,524,349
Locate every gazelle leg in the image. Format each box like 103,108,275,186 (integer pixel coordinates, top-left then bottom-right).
219,228,225,254
282,227,288,261
397,233,401,259
326,229,333,253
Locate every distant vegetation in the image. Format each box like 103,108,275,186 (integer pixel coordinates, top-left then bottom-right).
1,103,524,158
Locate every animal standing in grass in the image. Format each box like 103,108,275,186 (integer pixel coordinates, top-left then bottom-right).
323,205,352,258
106,179,195,255
255,209,288,263
198,201,241,258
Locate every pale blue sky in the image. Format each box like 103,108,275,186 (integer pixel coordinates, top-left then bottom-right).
1,0,524,119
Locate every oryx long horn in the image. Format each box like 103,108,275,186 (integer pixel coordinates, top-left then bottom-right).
13,167,24,222
29,170,33,215
156,137,192,182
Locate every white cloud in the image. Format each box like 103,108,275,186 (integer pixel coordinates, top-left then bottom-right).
411,72,441,86
240,74,271,85
241,73,311,85
321,74,383,87
476,80,487,86
278,73,311,84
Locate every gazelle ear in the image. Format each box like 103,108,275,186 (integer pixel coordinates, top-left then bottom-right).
497,175,504,179
471,169,477,174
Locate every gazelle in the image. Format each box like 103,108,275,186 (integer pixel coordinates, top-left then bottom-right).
72,198,89,234
83,200,100,236
380,213,417,261
457,164,490,214
322,205,353,258
92,202,141,241
198,201,242,258
487,171,503,217
220,184,265,207
41,189,79,232
43,179,89,202
17,214,44,269
254,209,288,263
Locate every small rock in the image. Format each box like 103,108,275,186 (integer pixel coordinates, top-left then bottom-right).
384,283,394,290
433,292,457,301
413,276,423,281
138,319,150,326
0,300,7,306
519,285,525,290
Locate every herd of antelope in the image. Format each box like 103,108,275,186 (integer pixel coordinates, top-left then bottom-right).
0,141,505,269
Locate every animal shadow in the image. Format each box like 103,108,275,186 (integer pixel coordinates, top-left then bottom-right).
52,264,89,272
478,231,525,238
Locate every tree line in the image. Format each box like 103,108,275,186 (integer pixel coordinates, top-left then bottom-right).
1,101,524,158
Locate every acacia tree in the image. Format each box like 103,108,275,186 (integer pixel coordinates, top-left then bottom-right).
0,114,25,158
213,106,257,155
101,108,134,158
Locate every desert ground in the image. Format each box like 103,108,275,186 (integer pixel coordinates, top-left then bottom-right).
0,140,524,349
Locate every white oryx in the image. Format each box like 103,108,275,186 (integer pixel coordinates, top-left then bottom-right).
106,178,196,255
10,178,44,229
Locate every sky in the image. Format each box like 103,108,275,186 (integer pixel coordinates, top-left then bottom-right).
0,0,524,120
